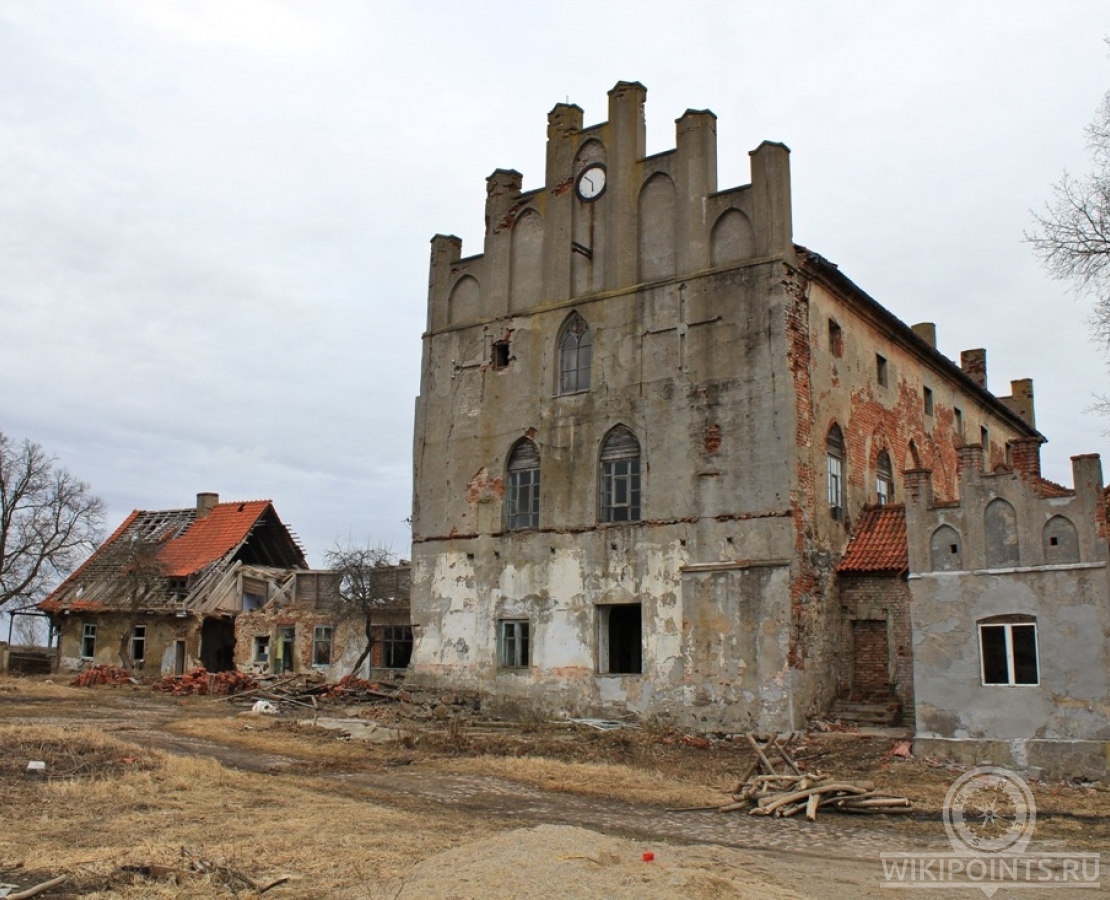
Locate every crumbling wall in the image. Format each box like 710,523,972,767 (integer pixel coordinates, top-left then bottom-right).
55,613,199,676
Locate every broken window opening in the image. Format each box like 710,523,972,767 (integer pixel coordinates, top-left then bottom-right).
498,620,530,668
981,425,990,453
252,634,270,665
979,618,1038,686
81,623,96,659
599,604,642,674
491,340,511,370
558,313,592,394
954,407,964,437
506,438,541,530
876,450,894,505
382,625,413,669
828,319,843,358
600,426,642,523
313,625,333,667
876,354,888,387
923,386,934,416
826,424,845,520
130,625,146,664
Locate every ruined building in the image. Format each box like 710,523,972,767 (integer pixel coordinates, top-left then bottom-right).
410,81,1054,733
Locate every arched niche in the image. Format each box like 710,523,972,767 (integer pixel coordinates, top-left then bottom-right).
510,208,544,311
710,208,755,266
1042,515,1080,565
929,524,963,571
448,275,481,325
638,173,676,281
984,498,1020,568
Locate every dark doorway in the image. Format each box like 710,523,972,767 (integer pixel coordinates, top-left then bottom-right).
602,603,642,674
278,626,296,673
199,618,236,672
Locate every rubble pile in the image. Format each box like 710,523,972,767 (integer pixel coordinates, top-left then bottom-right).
71,665,138,687
153,667,258,696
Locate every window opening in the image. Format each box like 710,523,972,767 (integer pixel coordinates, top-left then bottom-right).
981,425,989,453
876,354,888,387
313,625,333,667
923,386,934,416
600,426,641,523
130,625,146,664
491,340,510,369
498,620,530,668
558,314,592,394
979,620,1038,686
382,625,413,669
828,319,843,357
599,604,642,674
826,425,845,520
506,439,541,530
253,634,270,665
81,623,96,659
954,407,964,436
876,450,894,505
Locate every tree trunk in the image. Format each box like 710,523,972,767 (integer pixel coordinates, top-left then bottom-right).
348,613,376,677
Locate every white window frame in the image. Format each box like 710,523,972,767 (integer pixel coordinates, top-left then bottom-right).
80,623,96,659
979,621,1039,686
498,619,530,669
130,625,146,663
312,625,333,667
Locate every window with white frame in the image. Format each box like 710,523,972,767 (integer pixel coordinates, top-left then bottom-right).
130,625,146,664
81,623,96,659
979,617,1038,686
313,625,333,666
876,450,894,505
498,620,530,668
826,424,845,520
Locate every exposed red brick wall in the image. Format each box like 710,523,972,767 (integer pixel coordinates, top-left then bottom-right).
837,574,914,713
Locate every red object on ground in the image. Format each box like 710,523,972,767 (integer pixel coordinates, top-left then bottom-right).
642,852,655,862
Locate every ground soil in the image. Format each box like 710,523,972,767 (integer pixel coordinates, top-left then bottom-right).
0,676,1105,898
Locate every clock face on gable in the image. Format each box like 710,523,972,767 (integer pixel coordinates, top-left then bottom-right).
576,164,607,201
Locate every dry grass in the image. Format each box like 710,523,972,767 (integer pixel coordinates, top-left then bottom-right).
0,721,501,899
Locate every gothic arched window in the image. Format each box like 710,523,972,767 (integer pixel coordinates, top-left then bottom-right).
599,426,641,523
876,450,894,505
558,313,592,394
506,439,540,531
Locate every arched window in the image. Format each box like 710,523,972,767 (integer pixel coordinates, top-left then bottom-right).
876,450,894,505
506,439,540,531
600,426,641,523
826,424,845,520
558,313,592,394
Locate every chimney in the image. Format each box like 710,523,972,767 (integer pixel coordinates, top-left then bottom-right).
960,348,987,389
196,492,219,519
1002,378,1036,429
1009,437,1043,483
911,322,936,348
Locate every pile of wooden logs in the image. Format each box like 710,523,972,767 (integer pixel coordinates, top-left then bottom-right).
718,732,912,821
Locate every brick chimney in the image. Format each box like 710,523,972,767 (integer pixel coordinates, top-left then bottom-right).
1009,437,1043,483
960,348,987,389
196,492,219,519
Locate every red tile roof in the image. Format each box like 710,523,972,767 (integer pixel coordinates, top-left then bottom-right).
158,501,273,577
838,505,908,575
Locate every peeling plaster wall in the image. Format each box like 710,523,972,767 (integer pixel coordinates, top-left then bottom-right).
906,453,1110,777
56,613,199,675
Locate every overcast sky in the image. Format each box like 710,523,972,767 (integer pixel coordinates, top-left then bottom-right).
1,1,1108,573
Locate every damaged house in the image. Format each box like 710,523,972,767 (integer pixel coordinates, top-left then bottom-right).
410,80,1106,759
43,493,322,676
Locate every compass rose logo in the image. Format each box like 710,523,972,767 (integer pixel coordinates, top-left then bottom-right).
943,766,1036,855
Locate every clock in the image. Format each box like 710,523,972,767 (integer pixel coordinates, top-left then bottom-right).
576,164,607,201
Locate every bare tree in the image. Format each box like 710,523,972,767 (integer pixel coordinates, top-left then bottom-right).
102,535,165,671
0,430,106,611
1028,82,1110,359
325,542,409,676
